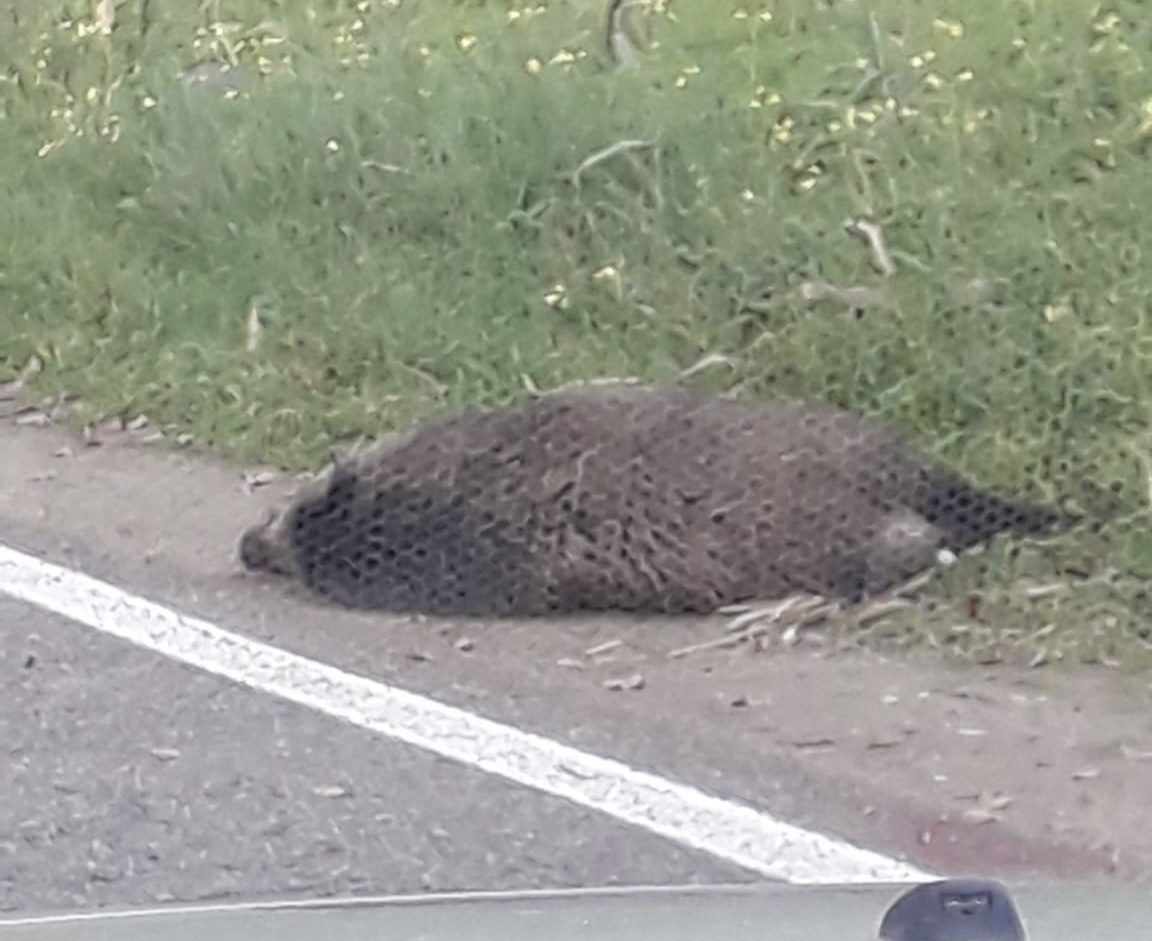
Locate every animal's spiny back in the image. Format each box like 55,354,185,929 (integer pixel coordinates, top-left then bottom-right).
240,384,1071,616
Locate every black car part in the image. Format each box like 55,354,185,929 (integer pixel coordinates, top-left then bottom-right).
878,878,1027,941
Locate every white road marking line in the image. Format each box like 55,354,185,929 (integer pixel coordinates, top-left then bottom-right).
0,542,933,885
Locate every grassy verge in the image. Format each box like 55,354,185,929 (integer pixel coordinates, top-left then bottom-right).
2,0,1151,668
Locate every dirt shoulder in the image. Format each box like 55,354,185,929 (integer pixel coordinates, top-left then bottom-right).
1,411,1150,883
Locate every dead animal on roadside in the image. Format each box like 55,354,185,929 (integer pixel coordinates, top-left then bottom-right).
238,382,1075,619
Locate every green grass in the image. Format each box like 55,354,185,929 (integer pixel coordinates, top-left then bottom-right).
2,0,1152,668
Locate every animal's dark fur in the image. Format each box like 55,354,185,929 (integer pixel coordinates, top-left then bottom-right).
239,383,1072,616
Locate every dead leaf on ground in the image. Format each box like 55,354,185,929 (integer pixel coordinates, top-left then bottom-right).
959,791,1013,824
961,807,1003,825
603,673,645,692
790,737,837,750
15,410,51,428
866,738,903,750
245,305,263,353
242,470,280,491
798,281,888,310
94,0,116,34
843,217,896,277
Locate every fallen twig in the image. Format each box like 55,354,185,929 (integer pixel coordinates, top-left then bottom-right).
668,629,761,659
585,638,623,657
673,567,944,660
570,139,655,186
725,594,828,632
677,354,736,381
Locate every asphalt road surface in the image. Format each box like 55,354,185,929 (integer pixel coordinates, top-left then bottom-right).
1,598,752,915
3,416,1151,919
